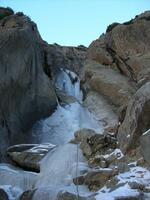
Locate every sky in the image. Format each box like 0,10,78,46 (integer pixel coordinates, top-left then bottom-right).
0,0,150,47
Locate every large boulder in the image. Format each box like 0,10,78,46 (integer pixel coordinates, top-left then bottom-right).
7,143,56,172
117,82,150,153
0,9,57,160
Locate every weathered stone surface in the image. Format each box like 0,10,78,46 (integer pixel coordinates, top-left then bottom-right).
7,143,56,172
74,129,117,159
82,60,136,107
83,91,118,130
74,168,118,191
118,82,150,153
88,11,150,84
44,43,87,78
88,36,113,66
0,10,57,161
140,129,150,165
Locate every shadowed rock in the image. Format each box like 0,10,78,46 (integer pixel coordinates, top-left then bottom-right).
118,82,150,153
0,9,57,160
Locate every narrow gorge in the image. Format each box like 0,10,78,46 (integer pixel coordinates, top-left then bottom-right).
0,7,150,200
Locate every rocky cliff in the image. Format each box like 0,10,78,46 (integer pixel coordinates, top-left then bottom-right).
43,43,87,79
0,8,57,160
81,11,150,156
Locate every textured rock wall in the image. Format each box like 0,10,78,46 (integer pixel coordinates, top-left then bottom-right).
0,10,57,160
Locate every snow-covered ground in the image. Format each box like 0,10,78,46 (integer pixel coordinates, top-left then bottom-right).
96,165,150,200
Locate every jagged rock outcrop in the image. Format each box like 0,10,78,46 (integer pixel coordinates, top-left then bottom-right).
81,11,150,156
73,168,118,191
88,11,150,85
0,9,57,161
44,43,87,78
117,82,150,153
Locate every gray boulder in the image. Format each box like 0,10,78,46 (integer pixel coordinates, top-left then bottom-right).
7,143,56,172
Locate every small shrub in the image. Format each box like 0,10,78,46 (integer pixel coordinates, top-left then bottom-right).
106,22,120,33
0,7,14,20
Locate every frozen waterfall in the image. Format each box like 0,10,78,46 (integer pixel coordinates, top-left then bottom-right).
31,69,103,144
0,69,103,200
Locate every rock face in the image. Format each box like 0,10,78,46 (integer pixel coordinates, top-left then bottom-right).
140,129,150,165
44,43,87,78
83,91,118,130
0,9,57,161
82,60,136,107
74,168,118,191
81,11,150,156
88,11,150,85
81,11,150,124
117,82,150,153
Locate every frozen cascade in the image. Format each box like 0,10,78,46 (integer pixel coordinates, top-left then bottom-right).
0,164,37,199
32,102,102,145
0,164,37,190
0,69,103,199
55,69,83,102
31,69,103,144
37,144,85,187
32,143,91,200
